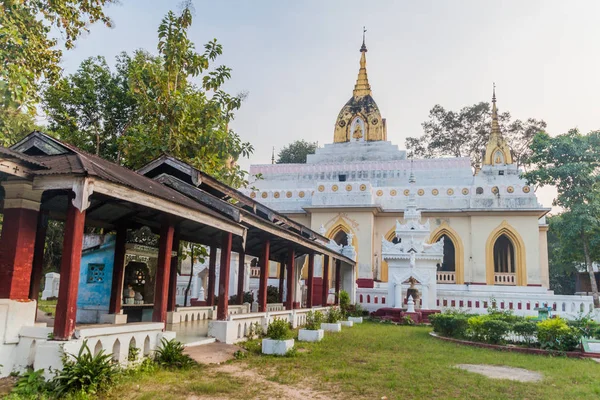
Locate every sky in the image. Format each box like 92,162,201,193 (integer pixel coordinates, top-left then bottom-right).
55,0,600,210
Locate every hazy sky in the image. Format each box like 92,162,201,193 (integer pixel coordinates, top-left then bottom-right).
56,0,600,210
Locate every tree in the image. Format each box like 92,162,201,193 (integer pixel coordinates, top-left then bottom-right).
405,102,546,170
0,0,114,110
121,6,253,187
276,140,317,164
43,55,136,162
0,106,41,147
524,129,600,306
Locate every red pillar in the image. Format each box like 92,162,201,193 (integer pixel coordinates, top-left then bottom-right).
29,212,48,301
335,259,341,305
258,239,270,312
53,202,86,340
108,225,127,314
152,218,174,324
167,235,180,311
307,253,314,308
278,262,285,303
0,207,39,300
216,232,232,320
321,255,330,306
236,252,245,305
206,245,217,306
285,246,295,310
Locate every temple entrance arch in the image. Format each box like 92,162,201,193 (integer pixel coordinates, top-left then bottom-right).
486,221,527,286
429,222,464,284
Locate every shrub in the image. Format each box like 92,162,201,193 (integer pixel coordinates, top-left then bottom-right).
467,315,486,342
12,369,50,397
248,321,263,338
429,312,469,338
348,303,365,317
402,315,415,326
512,320,537,344
568,315,600,338
305,310,324,330
266,318,292,340
154,338,195,369
339,290,351,317
537,318,580,352
325,307,343,323
266,285,280,304
482,319,510,344
128,345,140,362
52,340,118,396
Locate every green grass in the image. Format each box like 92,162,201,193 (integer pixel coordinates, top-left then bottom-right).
38,299,57,316
105,321,600,399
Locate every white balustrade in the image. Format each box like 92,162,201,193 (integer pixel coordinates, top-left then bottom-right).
437,271,456,284
494,273,516,285
266,303,285,312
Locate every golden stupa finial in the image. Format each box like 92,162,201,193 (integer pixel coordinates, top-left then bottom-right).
271,146,275,164
490,82,500,138
353,26,371,98
481,83,513,167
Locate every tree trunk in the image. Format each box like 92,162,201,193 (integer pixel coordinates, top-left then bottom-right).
184,245,194,307
582,232,600,308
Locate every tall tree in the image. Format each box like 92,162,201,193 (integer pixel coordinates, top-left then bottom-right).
121,6,253,187
0,106,41,147
406,102,546,170
524,129,600,306
43,55,136,162
276,140,317,164
0,0,114,110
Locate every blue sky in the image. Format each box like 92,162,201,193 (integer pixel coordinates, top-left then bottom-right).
56,0,600,209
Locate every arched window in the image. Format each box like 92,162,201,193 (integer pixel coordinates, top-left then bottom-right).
439,234,455,272
333,230,348,246
493,234,515,274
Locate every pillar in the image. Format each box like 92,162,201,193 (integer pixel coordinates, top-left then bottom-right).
53,201,86,340
216,232,232,320
307,253,314,308
152,218,174,323
335,259,341,305
108,225,127,314
278,262,285,303
0,182,42,300
258,238,270,312
236,251,245,305
29,212,48,301
167,235,180,311
394,282,403,309
285,246,295,310
206,245,217,306
321,255,330,306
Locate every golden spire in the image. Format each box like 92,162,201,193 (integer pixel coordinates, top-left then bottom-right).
490,83,500,138
353,27,372,98
482,83,513,166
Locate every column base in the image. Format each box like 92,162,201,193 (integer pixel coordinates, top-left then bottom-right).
99,313,128,324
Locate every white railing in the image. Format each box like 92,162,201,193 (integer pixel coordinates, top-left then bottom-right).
266,303,285,312
250,267,260,278
494,273,516,285
169,306,213,324
356,288,389,312
228,304,250,315
437,271,456,284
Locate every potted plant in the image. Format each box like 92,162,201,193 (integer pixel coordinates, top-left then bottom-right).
262,318,294,355
298,310,324,342
321,307,342,332
348,304,364,324
338,291,354,327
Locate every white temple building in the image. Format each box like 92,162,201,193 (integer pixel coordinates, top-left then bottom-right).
243,37,595,318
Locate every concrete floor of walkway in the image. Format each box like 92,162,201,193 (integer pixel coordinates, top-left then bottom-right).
184,342,242,364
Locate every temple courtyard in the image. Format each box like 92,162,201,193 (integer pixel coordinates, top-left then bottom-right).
90,322,599,400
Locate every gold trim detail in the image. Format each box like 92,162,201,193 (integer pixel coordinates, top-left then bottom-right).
418,189,424,196
318,185,325,192
299,191,305,198
523,186,531,193
404,189,410,196
390,189,397,196
447,188,454,195
332,184,339,192
462,188,469,195
376,189,383,197
432,189,439,196
507,186,514,193
261,192,268,199
274,192,280,198
346,184,353,192
250,192,256,199
360,184,367,191
492,186,499,194
286,191,292,198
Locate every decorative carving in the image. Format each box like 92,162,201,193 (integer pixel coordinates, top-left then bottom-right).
346,184,352,191
261,192,268,198
250,191,256,198
286,191,292,198
492,186,499,194
274,192,280,198
332,184,339,192
299,191,305,198
447,188,454,195
462,188,469,195
507,186,514,193
376,189,383,197
360,184,367,191
404,189,410,196
417,189,424,196
390,189,397,196
432,189,439,196
523,186,531,193
318,185,325,192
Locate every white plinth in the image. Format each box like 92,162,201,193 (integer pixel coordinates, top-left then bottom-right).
340,321,354,327
321,323,342,332
348,316,363,323
298,329,324,342
262,338,294,355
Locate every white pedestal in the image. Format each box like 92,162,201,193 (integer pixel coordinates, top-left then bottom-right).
348,316,363,323
261,338,294,355
321,323,342,332
340,320,354,327
298,329,324,342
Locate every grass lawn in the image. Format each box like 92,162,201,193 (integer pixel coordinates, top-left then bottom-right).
106,321,600,399
37,299,57,316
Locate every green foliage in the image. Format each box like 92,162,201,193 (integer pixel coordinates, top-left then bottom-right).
512,320,538,344
276,140,317,164
339,290,351,318
401,315,415,326
305,310,324,330
266,318,292,340
482,319,510,345
154,338,195,369
347,303,365,318
128,346,140,362
429,312,469,338
325,307,343,324
52,340,117,396
12,369,50,397
233,350,247,360
266,286,280,304
0,106,41,147
241,339,262,355
406,102,546,170
547,215,578,295
537,318,580,352
228,291,254,305
0,0,114,109
567,315,600,338
248,321,263,338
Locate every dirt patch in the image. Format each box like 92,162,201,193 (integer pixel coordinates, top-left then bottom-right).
0,376,18,397
455,364,543,382
191,362,337,400
185,342,242,364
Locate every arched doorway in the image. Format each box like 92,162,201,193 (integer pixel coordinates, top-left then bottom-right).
492,234,516,285
439,234,456,272
429,223,464,284
486,221,527,286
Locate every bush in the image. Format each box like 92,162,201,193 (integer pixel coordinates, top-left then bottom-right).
512,320,538,344
305,310,324,330
482,319,510,344
154,338,195,369
12,369,50,397
568,315,600,338
52,340,118,396
339,290,351,317
325,307,343,323
467,315,486,341
348,303,365,317
430,312,469,338
267,286,280,304
537,318,580,352
266,318,292,340
228,291,254,305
